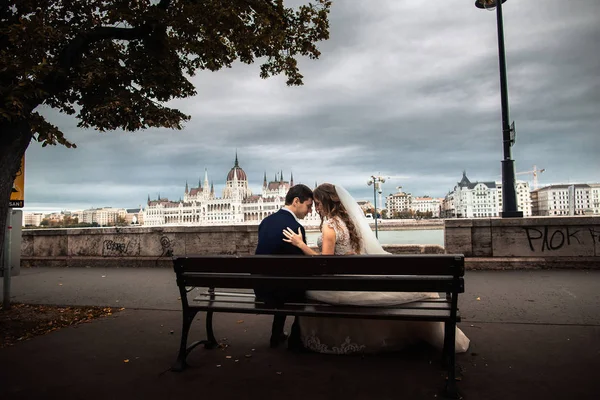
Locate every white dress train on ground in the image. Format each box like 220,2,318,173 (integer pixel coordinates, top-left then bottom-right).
298,215,470,355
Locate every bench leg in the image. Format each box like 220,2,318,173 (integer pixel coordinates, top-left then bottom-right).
171,310,197,372
204,311,218,349
442,320,452,368
442,322,461,399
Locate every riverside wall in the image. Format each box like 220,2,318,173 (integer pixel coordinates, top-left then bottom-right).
20,225,444,269
444,216,600,269
19,216,600,269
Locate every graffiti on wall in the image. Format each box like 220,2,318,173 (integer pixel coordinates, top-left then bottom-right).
523,226,600,252
160,236,174,257
102,240,131,256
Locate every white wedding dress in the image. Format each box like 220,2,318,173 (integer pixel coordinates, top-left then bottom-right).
298,187,470,355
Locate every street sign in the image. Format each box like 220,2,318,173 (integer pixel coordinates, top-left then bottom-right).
9,155,24,208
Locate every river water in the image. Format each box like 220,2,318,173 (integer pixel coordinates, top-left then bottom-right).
306,229,444,247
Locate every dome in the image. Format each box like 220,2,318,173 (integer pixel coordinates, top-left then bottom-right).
226,153,247,181
227,166,247,181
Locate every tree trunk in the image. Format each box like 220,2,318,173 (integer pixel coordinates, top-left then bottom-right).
0,120,33,284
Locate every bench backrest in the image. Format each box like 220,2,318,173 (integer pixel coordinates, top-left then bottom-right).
173,254,465,294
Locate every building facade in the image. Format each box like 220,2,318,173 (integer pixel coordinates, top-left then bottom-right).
441,171,532,218
411,197,443,218
23,212,44,227
81,207,127,226
385,189,442,218
531,184,600,216
143,155,321,227
385,189,412,217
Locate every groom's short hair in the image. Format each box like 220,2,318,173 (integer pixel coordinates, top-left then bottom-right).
285,184,313,205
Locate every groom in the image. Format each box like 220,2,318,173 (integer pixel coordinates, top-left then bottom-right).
255,183,314,349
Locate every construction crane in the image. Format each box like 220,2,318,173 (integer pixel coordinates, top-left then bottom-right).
515,165,546,189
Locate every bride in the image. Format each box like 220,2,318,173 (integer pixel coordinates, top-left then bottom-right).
282,183,470,355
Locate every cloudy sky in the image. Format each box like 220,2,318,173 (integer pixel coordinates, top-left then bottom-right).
23,0,600,213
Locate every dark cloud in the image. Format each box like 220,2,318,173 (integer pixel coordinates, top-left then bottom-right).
23,0,600,212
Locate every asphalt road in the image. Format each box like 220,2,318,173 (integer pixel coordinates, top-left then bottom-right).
3,267,600,325
2,267,599,400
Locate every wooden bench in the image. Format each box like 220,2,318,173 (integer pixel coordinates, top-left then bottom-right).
172,254,465,398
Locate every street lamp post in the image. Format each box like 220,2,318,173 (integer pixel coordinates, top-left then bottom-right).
475,0,522,218
367,175,386,238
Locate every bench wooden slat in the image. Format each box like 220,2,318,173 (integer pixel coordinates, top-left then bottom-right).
181,273,464,293
194,289,451,303
193,295,453,310
174,254,464,276
188,300,458,321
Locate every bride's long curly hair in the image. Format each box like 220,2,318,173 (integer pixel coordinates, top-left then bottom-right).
313,183,362,254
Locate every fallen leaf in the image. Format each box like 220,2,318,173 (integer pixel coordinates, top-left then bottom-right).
476,297,481,301
124,359,130,363
236,320,244,324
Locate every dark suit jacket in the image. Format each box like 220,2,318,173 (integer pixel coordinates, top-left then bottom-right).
255,209,306,255
254,208,307,304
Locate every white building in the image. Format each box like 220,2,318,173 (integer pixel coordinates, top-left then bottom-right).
412,197,443,218
531,183,600,216
385,189,443,218
125,208,144,225
497,180,532,217
81,207,127,226
440,191,456,218
23,212,44,227
442,171,532,218
385,190,412,217
143,154,321,227
386,190,443,218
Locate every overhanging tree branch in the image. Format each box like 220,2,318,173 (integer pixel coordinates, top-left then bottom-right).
43,0,174,104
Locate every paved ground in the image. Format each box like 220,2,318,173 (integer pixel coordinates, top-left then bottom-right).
1,267,599,399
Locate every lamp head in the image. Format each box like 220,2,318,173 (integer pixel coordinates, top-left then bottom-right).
475,0,507,9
